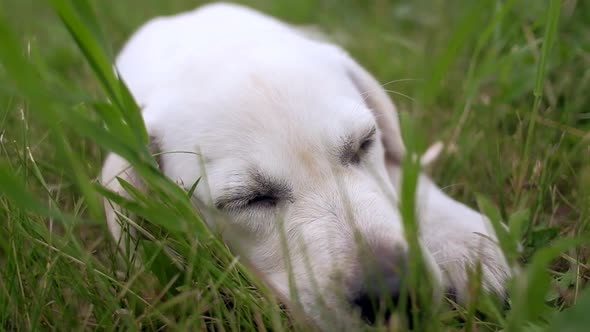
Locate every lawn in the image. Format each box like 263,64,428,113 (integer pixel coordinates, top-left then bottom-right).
0,0,589,331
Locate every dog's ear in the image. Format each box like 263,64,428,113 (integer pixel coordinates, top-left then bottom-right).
345,59,406,165
101,136,163,247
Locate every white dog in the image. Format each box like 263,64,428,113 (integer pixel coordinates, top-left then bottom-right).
101,3,510,329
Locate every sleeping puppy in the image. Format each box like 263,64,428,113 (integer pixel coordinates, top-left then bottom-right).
101,2,510,329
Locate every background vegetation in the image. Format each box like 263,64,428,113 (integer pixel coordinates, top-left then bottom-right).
0,0,588,331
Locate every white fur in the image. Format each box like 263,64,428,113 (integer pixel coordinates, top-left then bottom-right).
102,3,510,328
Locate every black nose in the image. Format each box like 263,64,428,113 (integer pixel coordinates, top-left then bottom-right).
350,250,410,325
352,274,404,324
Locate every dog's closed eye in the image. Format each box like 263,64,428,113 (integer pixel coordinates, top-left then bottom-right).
341,126,376,165
355,135,374,162
215,170,292,211
218,191,279,210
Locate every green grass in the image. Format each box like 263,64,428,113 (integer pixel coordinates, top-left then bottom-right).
0,0,589,330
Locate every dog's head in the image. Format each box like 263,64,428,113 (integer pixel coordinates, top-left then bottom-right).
103,43,442,328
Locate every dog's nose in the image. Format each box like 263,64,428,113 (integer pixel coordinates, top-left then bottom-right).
350,250,409,325
352,273,404,324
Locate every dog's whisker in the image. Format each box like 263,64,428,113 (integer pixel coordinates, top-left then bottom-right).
379,78,423,88
382,89,415,101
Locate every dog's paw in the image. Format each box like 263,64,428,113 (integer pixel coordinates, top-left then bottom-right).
416,176,512,303
430,227,511,302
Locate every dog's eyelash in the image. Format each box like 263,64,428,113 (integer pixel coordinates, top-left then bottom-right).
341,126,376,165
359,138,374,152
216,171,292,211
350,138,374,164
246,194,278,208
218,192,278,211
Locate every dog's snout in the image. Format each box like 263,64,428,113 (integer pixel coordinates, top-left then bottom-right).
351,249,410,325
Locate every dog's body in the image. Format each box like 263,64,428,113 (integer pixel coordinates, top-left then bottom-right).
102,3,510,329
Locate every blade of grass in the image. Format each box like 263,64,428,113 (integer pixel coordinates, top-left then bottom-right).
516,0,561,203
49,0,149,147
0,12,102,219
